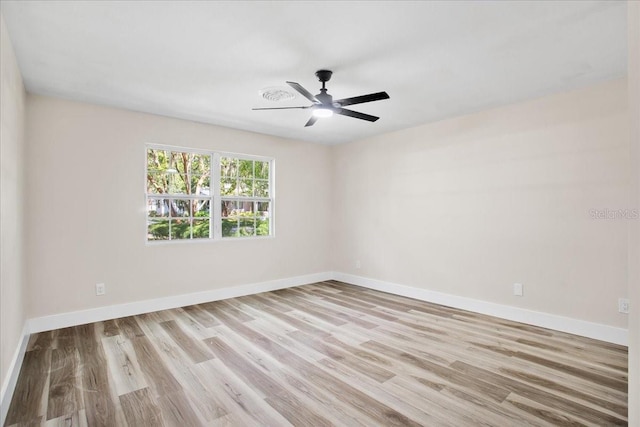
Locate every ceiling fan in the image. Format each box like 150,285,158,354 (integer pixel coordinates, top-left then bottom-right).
253,70,390,127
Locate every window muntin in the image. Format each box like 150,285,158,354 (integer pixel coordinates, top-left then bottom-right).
146,146,273,242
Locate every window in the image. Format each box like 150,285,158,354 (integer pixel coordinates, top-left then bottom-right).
146,146,273,242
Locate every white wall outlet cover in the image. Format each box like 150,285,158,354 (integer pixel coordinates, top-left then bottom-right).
96,283,106,296
513,283,523,296
618,298,630,314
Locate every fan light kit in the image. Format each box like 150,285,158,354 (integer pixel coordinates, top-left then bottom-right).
313,107,333,118
253,70,389,127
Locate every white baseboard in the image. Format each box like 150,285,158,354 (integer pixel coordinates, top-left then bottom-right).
28,272,332,334
26,270,629,343
1,323,29,425
332,272,628,346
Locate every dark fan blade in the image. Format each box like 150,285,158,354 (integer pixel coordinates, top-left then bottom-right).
252,106,310,110
334,91,389,107
304,116,318,127
335,108,379,122
287,81,319,104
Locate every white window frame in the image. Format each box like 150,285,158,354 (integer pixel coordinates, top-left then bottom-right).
145,144,275,243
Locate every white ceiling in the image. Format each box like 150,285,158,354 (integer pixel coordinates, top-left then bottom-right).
0,1,627,145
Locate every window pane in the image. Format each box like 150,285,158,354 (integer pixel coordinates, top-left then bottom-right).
191,174,210,195
257,202,270,236
238,179,253,197
147,199,170,217
148,219,170,240
221,218,236,237
221,200,237,218
171,200,191,217
147,149,170,172
221,157,237,177
192,219,210,239
256,202,270,216
255,180,269,197
239,218,255,236
170,152,184,174
238,159,253,178
257,217,270,236
255,161,269,179
146,172,170,194
221,178,237,196
194,200,210,217
238,200,255,215
171,219,191,240
221,201,238,238
191,153,210,175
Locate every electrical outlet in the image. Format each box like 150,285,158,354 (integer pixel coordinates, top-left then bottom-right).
96,283,106,296
618,298,629,314
513,283,523,296
355,260,361,269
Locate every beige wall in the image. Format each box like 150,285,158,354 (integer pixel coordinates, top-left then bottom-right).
628,1,639,424
332,78,629,329
0,14,26,393
25,95,332,318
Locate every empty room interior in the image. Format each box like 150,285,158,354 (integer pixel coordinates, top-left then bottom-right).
1,1,639,426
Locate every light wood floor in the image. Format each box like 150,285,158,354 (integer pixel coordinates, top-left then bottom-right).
5,281,628,426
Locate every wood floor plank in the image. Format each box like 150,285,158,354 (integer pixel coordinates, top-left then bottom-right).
499,366,627,417
450,360,627,425
134,312,230,423
54,328,76,350
6,416,44,427
264,395,333,427
182,304,220,328
293,295,380,329
47,347,81,420
321,294,399,322
504,393,596,426
288,330,395,383
241,295,330,336
43,410,88,427
101,320,120,337
208,299,255,322
101,335,148,396
74,324,117,427
119,388,164,427
204,335,292,398
157,391,203,426
159,320,213,363
26,331,53,352
5,349,51,425
191,358,292,426
130,335,182,397
512,350,628,392
116,316,146,339
270,290,348,326
5,281,628,426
